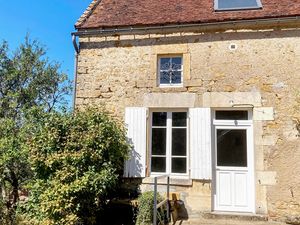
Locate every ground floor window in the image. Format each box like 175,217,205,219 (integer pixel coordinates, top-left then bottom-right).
150,111,188,175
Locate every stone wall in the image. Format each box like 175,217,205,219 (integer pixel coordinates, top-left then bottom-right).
75,27,300,221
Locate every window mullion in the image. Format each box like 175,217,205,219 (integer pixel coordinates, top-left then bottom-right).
166,112,172,174
169,58,172,84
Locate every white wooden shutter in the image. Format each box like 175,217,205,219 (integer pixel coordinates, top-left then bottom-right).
124,107,147,178
189,108,212,180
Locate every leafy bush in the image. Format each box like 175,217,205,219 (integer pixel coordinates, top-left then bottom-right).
0,198,7,224
23,109,130,225
136,191,165,225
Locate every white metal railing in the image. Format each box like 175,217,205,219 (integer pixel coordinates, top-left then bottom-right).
153,175,170,225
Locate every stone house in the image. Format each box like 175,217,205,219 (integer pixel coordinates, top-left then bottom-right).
72,0,300,222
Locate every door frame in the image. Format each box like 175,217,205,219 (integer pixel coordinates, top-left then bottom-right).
211,109,255,213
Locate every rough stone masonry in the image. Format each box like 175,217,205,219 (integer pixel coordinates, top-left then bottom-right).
75,26,300,222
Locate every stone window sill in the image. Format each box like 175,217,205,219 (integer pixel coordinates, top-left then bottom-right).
142,177,192,186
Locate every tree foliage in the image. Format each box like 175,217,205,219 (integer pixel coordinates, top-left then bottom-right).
24,109,130,225
0,37,70,117
0,36,71,224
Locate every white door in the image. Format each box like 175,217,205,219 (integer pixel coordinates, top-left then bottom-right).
214,125,254,213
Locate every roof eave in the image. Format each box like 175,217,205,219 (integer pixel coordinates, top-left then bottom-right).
73,16,300,37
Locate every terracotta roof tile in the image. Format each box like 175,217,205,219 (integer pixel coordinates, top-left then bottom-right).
75,0,102,28
75,0,300,29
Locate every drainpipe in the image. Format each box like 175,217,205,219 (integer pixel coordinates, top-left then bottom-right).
72,34,80,110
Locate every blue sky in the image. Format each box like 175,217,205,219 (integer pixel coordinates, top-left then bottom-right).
0,0,92,105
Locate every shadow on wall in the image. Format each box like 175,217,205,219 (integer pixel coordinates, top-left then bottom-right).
97,138,144,225
124,138,144,177
295,119,300,137
98,201,136,225
80,29,300,50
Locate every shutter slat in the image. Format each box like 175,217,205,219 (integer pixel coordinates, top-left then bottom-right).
124,107,147,177
190,108,212,180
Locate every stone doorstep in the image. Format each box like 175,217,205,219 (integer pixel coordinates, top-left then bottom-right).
173,218,286,225
202,211,268,221
173,213,286,225
171,211,278,225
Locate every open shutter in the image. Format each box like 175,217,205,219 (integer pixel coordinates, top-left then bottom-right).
124,107,147,178
189,108,212,180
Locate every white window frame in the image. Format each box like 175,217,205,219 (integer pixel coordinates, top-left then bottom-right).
214,0,262,11
158,56,183,87
149,109,189,178
213,108,253,126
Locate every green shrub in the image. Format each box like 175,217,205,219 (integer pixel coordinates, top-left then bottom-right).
136,191,165,225
23,109,130,225
0,198,6,224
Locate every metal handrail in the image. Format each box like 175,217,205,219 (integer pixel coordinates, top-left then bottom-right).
153,175,170,225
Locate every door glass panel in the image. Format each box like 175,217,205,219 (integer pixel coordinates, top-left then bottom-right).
171,158,186,173
172,128,186,156
151,157,166,172
216,111,248,120
152,128,166,155
217,129,247,167
172,112,186,127
152,112,167,126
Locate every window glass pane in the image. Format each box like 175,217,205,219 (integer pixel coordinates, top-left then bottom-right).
171,71,182,84
151,157,166,172
172,128,186,156
216,111,248,120
218,0,259,9
172,112,186,127
217,129,247,167
152,112,167,126
172,158,186,173
172,57,182,70
160,71,170,84
160,58,170,70
152,128,166,155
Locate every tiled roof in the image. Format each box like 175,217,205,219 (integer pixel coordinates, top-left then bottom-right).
75,0,102,28
75,0,300,29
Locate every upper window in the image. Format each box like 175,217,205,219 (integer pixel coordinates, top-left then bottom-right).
150,111,187,175
158,56,183,86
215,0,262,11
